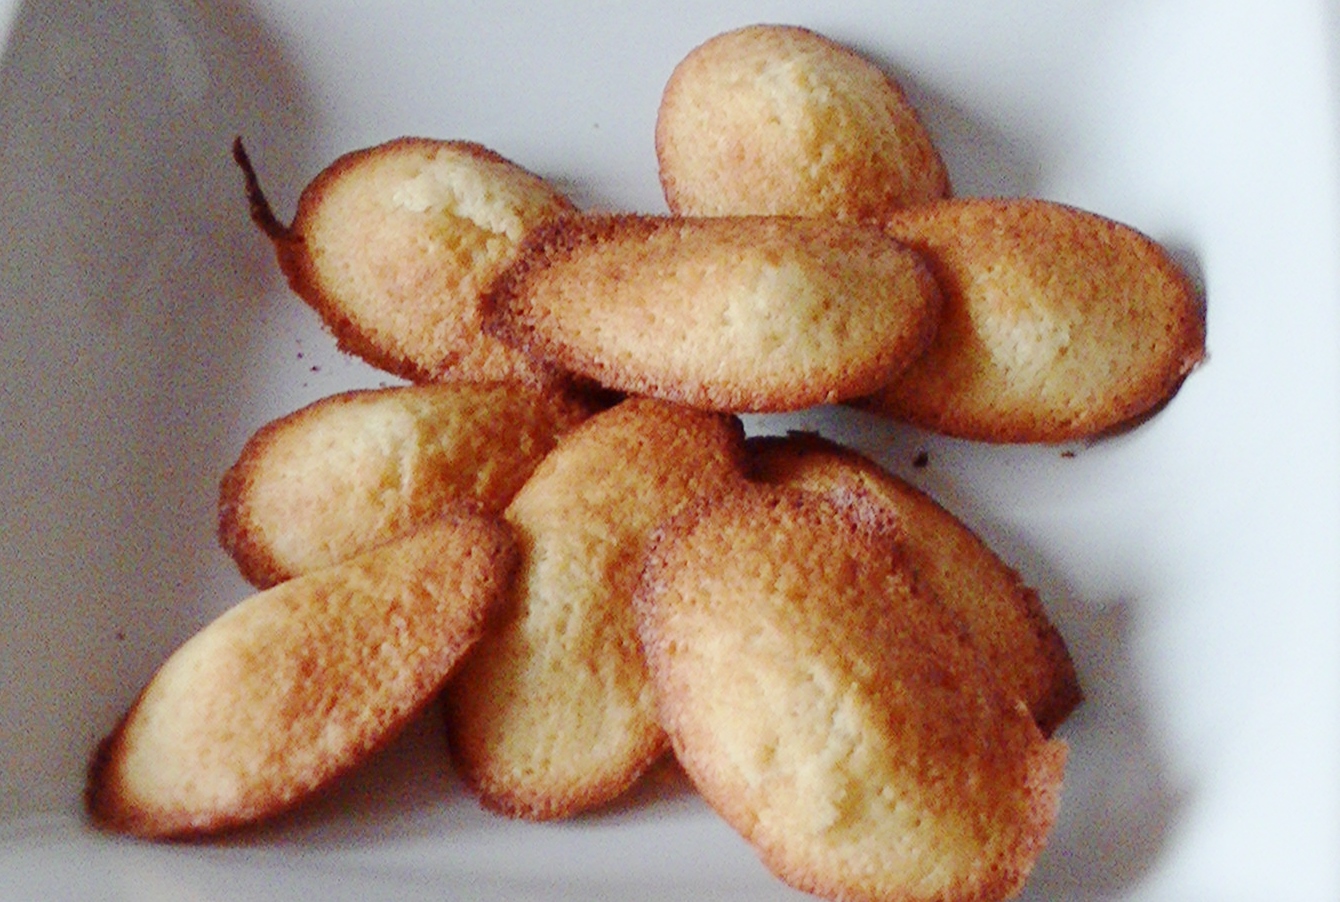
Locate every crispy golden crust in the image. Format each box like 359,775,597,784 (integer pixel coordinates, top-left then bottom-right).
444,398,747,820
87,511,518,839
655,24,950,222
218,380,594,588
746,432,1081,734
482,213,941,412
861,197,1206,443
634,485,1065,902
234,137,575,384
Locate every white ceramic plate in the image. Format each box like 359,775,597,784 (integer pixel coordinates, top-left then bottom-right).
2,1,1338,899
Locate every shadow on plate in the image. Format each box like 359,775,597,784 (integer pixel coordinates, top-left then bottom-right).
1019,596,1192,900
0,0,316,818
893,67,1048,199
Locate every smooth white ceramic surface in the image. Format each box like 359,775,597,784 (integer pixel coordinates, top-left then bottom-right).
1,1,1337,900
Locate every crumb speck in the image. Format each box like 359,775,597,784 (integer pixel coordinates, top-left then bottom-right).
1061,449,1077,459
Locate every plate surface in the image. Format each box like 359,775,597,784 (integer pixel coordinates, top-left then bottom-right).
2,1,1338,899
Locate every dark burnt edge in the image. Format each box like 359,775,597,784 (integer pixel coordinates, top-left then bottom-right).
84,713,126,830
231,137,291,241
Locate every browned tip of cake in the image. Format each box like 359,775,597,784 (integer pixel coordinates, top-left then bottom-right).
217,380,595,588
87,510,517,839
444,398,748,820
238,137,576,385
745,431,1082,734
655,24,950,222
482,213,942,413
634,484,1065,902
861,197,1206,443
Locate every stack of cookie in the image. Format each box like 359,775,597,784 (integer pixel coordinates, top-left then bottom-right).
88,23,1206,902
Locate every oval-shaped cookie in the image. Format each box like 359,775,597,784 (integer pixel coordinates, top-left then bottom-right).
87,510,517,839
234,137,576,384
483,213,941,412
862,198,1205,442
219,380,595,588
656,24,950,222
634,486,1065,902
747,432,1081,734
444,398,746,820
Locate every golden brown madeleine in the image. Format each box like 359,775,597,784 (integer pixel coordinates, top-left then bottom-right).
863,198,1206,442
219,380,595,589
483,213,941,412
655,24,950,222
234,137,576,384
747,432,1081,734
634,486,1065,902
87,511,517,839
444,398,747,820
